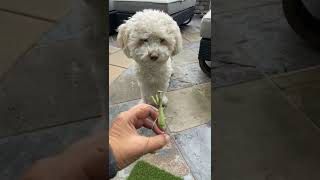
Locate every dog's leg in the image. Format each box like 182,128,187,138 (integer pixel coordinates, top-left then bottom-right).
162,95,168,107
138,81,158,106
143,90,158,107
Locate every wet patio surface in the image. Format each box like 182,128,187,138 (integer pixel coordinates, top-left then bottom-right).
109,14,211,180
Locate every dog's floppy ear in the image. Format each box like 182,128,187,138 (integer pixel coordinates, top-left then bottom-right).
172,29,183,56
117,23,131,58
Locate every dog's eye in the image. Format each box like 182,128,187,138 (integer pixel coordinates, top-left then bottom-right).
160,38,165,43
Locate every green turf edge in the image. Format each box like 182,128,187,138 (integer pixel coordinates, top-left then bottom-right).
127,161,183,180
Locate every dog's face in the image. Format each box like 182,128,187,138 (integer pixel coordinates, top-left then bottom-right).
117,9,183,65
130,33,174,64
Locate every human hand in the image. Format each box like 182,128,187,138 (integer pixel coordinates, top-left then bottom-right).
109,103,170,170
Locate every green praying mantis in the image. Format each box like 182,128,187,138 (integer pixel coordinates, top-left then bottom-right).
151,91,166,130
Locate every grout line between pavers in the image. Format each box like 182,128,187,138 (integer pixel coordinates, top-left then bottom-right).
167,121,211,180
0,8,74,82
270,64,320,79
233,42,320,131
0,8,58,23
109,66,128,87
109,82,211,106
109,64,128,69
250,64,320,131
214,64,320,90
182,36,192,43
268,76,320,131
0,42,40,82
168,122,210,135
108,49,121,55
109,97,141,107
0,115,102,140
167,128,197,180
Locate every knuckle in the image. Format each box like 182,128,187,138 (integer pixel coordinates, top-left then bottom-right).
136,104,150,112
137,103,149,109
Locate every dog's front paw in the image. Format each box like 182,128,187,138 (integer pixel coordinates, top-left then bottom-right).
162,95,168,107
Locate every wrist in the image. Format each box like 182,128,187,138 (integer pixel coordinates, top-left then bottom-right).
109,144,119,178
109,138,122,169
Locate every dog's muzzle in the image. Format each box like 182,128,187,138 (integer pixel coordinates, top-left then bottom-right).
149,52,159,61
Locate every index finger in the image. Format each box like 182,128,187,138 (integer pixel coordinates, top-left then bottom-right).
127,103,159,123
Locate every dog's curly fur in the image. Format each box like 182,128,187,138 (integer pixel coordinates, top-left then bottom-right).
117,9,183,106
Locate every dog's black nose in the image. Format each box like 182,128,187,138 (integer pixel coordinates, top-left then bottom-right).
149,54,158,61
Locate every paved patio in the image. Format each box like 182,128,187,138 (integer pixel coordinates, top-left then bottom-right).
0,1,106,179
213,0,320,179
109,15,211,180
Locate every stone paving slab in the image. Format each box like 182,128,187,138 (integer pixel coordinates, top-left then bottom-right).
271,66,320,89
0,0,72,21
174,123,211,180
109,50,133,68
109,45,121,54
172,48,199,65
0,11,53,79
213,63,263,88
0,39,103,137
182,32,202,43
37,0,105,45
0,117,105,180
213,3,320,76
214,79,320,180
109,62,210,105
109,65,125,85
183,41,200,54
166,83,211,132
272,66,320,130
169,63,210,91
109,67,140,105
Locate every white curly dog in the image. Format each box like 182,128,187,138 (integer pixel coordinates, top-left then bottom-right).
117,9,183,106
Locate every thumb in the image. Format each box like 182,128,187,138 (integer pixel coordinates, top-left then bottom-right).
145,134,170,153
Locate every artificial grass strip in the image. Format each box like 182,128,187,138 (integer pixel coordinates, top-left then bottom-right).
127,161,183,180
